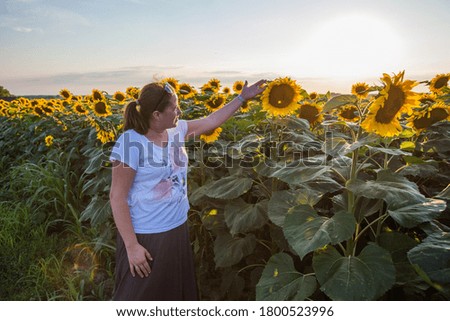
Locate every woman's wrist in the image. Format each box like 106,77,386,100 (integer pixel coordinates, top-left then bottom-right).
236,95,246,103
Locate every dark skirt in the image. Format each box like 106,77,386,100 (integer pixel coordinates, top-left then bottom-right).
113,221,198,301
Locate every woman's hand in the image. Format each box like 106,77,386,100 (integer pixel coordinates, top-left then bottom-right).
126,243,153,278
239,79,267,101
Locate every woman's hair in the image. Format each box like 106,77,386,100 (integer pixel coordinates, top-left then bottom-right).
123,83,174,134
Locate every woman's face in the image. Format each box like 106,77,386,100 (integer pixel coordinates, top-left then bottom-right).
158,94,182,129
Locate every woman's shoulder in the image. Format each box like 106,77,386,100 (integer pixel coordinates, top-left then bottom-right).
116,129,145,142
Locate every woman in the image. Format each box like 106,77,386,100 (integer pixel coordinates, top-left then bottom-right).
109,79,266,300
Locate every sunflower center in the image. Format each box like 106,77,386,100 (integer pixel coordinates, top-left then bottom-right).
269,84,295,108
341,107,358,120
207,97,225,109
180,85,191,93
375,85,405,123
355,86,366,94
95,101,107,114
75,104,86,113
93,91,103,100
413,108,448,129
434,76,449,89
299,104,319,123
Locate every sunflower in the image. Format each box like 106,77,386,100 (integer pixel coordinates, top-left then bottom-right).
126,86,140,99
200,127,222,143
161,77,180,93
112,91,127,104
59,88,72,100
429,73,449,93
418,93,436,105
72,102,89,115
222,87,231,95
297,102,323,126
96,129,116,144
204,93,227,112
308,92,319,100
361,71,420,137
337,104,360,122
240,100,251,112
261,77,301,116
351,82,370,99
233,80,244,94
45,135,54,147
407,101,450,133
92,89,105,101
178,83,196,99
207,78,221,92
92,100,112,117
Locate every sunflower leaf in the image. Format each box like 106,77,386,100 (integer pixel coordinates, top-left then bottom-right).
224,199,268,235
213,233,256,268
313,243,395,300
283,205,355,259
256,253,317,300
323,95,357,113
204,175,253,199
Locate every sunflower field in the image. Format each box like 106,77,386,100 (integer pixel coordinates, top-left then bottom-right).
0,72,449,301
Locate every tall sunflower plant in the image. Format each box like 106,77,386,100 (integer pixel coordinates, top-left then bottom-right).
256,71,449,300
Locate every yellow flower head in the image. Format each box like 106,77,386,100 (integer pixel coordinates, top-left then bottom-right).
200,127,222,143
337,104,360,122
351,82,370,99
204,93,227,112
126,86,140,99
308,92,319,100
297,102,323,127
429,73,449,93
96,129,116,144
418,93,436,106
161,77,180,93
178,83,196,99
45,135,54,147
113,91,127,104
222,87,231,95
91,89,105,101
72,102,89,115
361,71,420,137
233,80,245,94
261,77,302,116
207,78,221,92
59,88,72,100
92,100,112,117
200,83,215,94
407,101,450,133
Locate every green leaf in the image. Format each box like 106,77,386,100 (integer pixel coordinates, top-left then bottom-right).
387,199,446,228
323,95,357,113
205,175,253,199
268,189,323,226
313,243,395,300
270,164,330,186
347,170,422,208
408,231,450,284
224,199,268,235
367,145,411,156
378,232,419,283
256,253,317,300
435,184,450,200
213,233,256,268
80,194,111,225
283,205,355,259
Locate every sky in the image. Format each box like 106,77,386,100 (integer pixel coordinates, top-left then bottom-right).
1,0,449,95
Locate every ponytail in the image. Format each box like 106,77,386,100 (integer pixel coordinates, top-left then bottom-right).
124,100,149,134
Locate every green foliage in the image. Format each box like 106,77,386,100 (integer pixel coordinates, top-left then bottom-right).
0,85,11,97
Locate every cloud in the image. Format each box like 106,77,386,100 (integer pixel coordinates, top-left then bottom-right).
12,26,33,32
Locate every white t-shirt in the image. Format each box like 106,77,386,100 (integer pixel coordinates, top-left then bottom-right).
110,120,190,233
